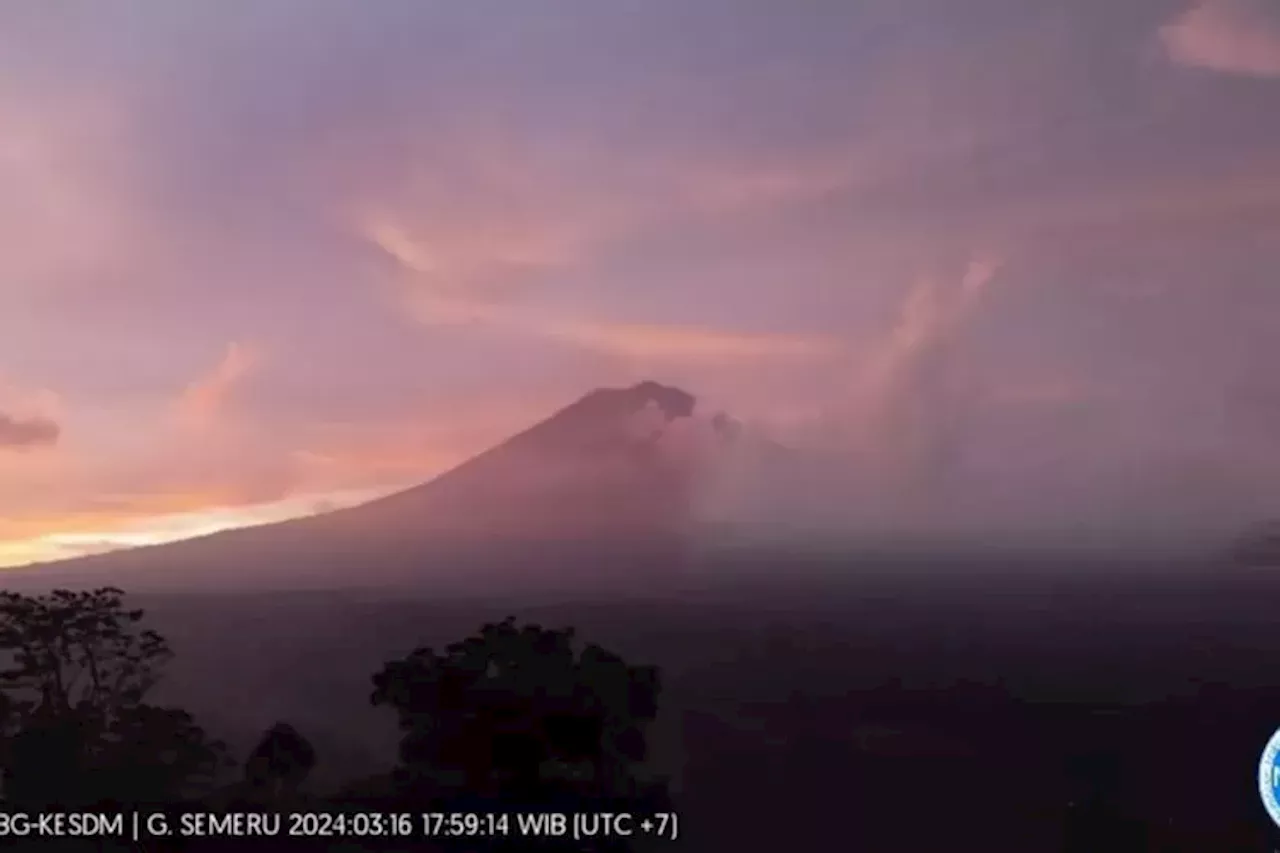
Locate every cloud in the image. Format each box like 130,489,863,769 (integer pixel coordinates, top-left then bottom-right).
394,250,846,366
694,256,1008,532
0,487,255,543
1160,0,1280,77
682,157,866,215
540,320,846,364
403,290,845,364
833,257,1001,457
855,261,998,487
0,412,60,449
1,1,1279,562
174,342,260,428
400,290,523,328
364,215,580,281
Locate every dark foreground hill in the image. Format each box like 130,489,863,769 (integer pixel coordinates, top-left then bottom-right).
129,561,1280,851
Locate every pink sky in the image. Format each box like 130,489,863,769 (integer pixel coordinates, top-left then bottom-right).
2,0,1279,564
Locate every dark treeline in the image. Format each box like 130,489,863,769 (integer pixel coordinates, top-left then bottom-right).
0,588,669,852
3,585,1280,851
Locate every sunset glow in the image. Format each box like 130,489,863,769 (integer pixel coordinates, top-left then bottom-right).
2,1,1279,567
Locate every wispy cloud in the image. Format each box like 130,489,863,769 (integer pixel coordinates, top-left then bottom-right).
809,257,1003,487
1160,0,1280,78
363,213,581,286
541,319,845,364
379,206,849,366
174,342,260,428
400,281,844,365
859,258,1001,413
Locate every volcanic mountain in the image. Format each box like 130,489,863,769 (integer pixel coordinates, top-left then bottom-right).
327,380,706,541
7,382,737,594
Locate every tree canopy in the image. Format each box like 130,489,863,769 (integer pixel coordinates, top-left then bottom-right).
372,616,666,814
0,587,227,806
0,587,673,852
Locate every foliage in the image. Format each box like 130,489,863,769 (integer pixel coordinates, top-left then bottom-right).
372,616,665,808
98,704,228,802
0,587,168,717
0,587,229,806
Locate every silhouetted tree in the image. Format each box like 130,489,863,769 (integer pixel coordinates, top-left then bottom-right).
3,697,92,804
244,721,316,800
372,617,668,847
0,587,228,807
0,588,168,714
98,704,227,803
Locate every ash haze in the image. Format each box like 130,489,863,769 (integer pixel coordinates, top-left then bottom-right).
2,0,1280,567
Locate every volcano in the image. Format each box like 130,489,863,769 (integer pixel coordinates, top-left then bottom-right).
324,380,703,542
6,382,734,594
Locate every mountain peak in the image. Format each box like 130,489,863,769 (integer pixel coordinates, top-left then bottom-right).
570,381,696,420
625,381,696,418
306,380,707,546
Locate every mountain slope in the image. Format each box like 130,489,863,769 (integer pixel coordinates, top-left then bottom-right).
2,382,724,593
322,380,701,541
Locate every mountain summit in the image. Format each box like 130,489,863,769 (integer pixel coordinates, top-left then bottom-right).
327,380,709,542
11,381,728,593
